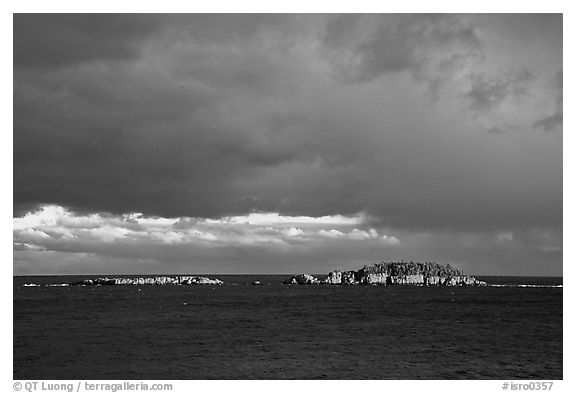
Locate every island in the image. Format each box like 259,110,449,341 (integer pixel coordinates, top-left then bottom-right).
284,261,487,286
70,276,224,286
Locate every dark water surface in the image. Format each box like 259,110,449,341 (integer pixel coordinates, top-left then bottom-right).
13,275,562,379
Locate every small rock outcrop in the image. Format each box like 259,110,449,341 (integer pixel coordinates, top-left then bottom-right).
70,276,223,286
283,274,320,285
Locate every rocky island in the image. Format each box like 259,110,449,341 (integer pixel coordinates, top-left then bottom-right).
284,261,486,286
70,276,223,286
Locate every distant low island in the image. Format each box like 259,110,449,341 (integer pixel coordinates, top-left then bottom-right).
285,261,487,286
71,276,223,286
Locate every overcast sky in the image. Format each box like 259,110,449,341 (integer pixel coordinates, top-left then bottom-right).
13,14,562,276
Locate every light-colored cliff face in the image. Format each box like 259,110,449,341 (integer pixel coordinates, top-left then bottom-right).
389,274,424,285
363,272,388,285
325,271,342,284
424,276,442,285
283,274,320,285
442,276,483,286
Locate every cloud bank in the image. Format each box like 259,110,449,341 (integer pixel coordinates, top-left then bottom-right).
13,205,560,276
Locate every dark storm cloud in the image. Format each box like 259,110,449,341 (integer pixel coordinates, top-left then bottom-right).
534,112,563,132
13,61,316,218
14,14,562,238
534,71,563,131
465,69,534,113
322,14,482,92
14,14,162,68
487,126,505,135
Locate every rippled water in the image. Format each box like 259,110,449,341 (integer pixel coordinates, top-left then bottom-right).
13,275,562,379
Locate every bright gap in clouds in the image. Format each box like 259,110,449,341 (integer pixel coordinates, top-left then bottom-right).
215,212,364,226
13,205,400,250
